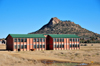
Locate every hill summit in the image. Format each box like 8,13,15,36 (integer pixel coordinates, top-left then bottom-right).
29,17,100,39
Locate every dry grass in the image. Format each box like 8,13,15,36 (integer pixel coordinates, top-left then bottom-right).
0,43,100,66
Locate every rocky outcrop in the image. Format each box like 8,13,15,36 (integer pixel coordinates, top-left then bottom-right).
29,17,100,38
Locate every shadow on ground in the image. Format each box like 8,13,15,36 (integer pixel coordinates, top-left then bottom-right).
0,49,6,51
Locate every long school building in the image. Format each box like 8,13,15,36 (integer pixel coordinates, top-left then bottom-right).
6,34,80,51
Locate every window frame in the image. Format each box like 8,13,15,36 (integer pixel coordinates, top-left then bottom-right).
21,39,23,42
62,38,64,42
14,45,17,49
40,44,42,48
21,45,23,49
18,39,20,42
43,38,45,42
43,44,45,48
24,38,27,42
24,45,27,49
40,38,42,42
14,38,17,42
37,44,39,48
62,44,64,48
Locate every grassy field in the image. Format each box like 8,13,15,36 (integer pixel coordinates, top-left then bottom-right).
0,43,100,66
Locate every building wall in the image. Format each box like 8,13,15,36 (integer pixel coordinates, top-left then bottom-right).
13,38,46,51
53,38,80,50
46,35,53,50
6,35,13,51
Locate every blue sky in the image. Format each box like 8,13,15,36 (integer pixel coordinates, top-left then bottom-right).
0,0,100,38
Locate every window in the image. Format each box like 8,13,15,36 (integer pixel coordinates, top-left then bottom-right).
78,44,79,47
70,39,71,41
70,44,72,47
40,38,42,42
62,44,64,48
53,44,55,48
14,45,17,49
40,45,42,48
21,39,23,42
34,38,36,42
43,38,45,42
73,44,74,47
73,39,74,42
60,39,62,42
34,44,36,48
18,39,20,42
75,44,77,47
24,38,27,42
14,39,17,42
24,45,27,49
37,44,39,48
75,39,76,42
62,38,64,42
53,38,56,42
37,38,39,42
21,45,23,49
18,45,20,49
43,44,45,48
57,39,59,42
57,44,59,48
60,44,62,48
77,39,79,42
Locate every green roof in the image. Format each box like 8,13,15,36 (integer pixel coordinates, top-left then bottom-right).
9,34,46,38
48,34,80,38
7,34,80,38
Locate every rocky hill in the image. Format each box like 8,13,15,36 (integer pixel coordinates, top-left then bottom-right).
29,17,100,40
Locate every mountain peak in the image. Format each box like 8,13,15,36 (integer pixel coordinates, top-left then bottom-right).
48,17,60,25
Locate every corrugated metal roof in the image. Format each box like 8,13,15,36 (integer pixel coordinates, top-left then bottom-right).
9,34,46,38
8,34,79,38
48,34,80,38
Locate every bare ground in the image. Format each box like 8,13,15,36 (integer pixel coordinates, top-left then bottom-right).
0,43,100,66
